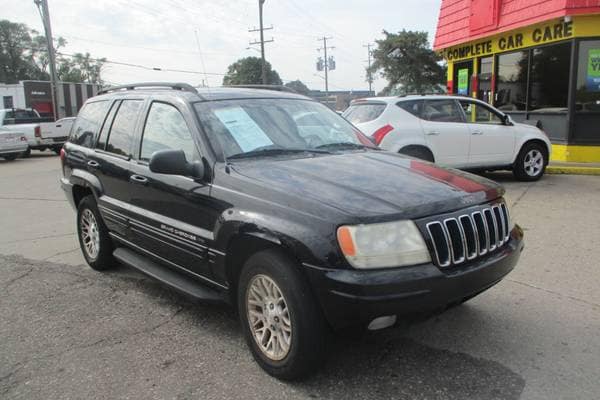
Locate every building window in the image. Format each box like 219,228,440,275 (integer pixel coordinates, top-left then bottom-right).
495,50,528,111
478,56,493,103
3,96,13,109
453,61,472,96
576,40,600,113
529,42,571,112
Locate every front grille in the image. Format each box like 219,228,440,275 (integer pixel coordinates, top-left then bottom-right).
425,203,511,268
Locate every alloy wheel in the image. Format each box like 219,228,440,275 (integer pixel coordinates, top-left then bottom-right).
81,209,100,260
246,274,292,361
524,149,544,177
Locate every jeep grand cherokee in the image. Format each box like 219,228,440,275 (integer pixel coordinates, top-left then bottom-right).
60,83,524,380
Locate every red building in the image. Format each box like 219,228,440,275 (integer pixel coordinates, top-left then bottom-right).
434,0,600,162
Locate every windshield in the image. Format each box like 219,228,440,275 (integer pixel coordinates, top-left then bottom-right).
195,99,375,159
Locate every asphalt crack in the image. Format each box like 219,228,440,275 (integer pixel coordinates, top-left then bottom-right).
508,278,600,309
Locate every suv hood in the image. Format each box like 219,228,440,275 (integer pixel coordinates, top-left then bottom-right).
230,151,504,222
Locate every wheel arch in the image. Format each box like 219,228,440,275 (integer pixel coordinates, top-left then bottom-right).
398,144,435,162
223,232,311,309
513,138,550,164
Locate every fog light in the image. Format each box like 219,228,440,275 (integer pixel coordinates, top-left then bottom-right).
367,315,397,331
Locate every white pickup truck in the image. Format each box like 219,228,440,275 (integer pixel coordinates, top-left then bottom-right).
0,109,73,156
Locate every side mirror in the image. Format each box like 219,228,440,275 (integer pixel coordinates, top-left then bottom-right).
149,149,205,179
503,114,513,126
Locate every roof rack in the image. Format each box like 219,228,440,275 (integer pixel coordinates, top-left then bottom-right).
223,84,296,93
97,82,198,95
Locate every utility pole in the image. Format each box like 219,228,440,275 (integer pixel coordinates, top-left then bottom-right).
34,0,59,120
364,43,374,94
249,0,273,84
317,37,334,100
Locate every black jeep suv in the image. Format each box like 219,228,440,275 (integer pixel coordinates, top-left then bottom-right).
60,83,524,380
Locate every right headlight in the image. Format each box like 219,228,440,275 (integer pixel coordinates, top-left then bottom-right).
336,220,431,269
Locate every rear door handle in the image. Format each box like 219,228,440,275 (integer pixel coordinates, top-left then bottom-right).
129,174,149,185
87,160,100,169
426,131,440,136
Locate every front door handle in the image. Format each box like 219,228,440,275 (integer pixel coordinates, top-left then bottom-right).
471,131,484,135
87,160,100,169
426,131,440,136
129,174,149,185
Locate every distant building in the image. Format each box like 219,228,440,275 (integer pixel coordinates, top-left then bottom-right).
0,80,100,120
309,90,375,111
434,0,600,163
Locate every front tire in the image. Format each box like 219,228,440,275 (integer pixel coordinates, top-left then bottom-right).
238,249,328,380
77,195,114,271
513,142,547,181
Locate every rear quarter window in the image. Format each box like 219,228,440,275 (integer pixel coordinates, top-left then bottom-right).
397,100,423,118
69,101,110,148
343,103,386,124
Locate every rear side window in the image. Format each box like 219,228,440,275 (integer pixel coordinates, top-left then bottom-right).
69,101,110,148
343,103,386,124
105,100,143,157
140,102,198,162
423,100,464,123
397,100,423,118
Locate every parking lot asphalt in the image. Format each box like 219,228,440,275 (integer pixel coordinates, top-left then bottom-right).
1,152,599,400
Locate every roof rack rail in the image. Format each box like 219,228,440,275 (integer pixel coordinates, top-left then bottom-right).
98,82,198,95
223,84,296,93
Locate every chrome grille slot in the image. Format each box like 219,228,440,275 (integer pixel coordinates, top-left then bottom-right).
444,218,465,264
472,211,488,256
426,222,451,267
459,215,477,259
423,202,511,268
500,203,510,241
483,209,497,251
492,205,505,245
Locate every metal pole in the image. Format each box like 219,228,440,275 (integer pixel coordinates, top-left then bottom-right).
365,43,373,94
259,0,267,84
37,0,59,120
323,37,329,99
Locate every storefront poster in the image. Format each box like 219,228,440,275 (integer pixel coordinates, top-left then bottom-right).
457,69,469,95
587,49,600,92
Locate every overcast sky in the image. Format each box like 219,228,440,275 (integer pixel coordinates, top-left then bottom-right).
3,0,441,92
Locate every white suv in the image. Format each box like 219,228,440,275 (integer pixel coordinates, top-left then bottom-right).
343,95,552,181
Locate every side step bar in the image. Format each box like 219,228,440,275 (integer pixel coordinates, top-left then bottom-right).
113,247,225,304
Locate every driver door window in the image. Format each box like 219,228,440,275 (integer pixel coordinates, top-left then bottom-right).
140,102,199,162
459,100,503,124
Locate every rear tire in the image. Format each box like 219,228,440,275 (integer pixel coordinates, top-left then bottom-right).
77,195,114,271
238,249,328,380
513,142,547,181
399,146,434,162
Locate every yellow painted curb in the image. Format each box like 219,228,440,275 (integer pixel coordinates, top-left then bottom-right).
551,144,600,163
546,166,600,176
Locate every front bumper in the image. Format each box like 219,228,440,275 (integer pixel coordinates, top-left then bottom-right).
306,225,524,329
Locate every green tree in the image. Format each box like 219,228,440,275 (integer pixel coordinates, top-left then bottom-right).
369,30,446,95
284,79,310,95
0,20,47,83
57,52,106,84
222,57,282,85
0,19,104,85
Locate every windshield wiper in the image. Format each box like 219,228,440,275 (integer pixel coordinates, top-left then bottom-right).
228,147,331,160
316,142,372,151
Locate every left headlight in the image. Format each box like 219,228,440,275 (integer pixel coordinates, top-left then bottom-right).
337,220,431,269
